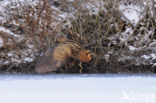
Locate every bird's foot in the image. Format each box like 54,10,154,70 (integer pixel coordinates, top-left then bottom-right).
79,69,83,74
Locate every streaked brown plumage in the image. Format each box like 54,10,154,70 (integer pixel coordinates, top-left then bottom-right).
35,41,93,74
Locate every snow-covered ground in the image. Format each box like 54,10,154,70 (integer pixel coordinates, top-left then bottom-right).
119,3,144,25
0,74,156,103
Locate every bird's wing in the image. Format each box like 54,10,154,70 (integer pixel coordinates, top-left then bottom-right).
35,47,63,74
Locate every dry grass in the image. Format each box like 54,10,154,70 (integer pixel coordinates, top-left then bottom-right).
0,0,155,74
0,0,59,73
62,0,156,73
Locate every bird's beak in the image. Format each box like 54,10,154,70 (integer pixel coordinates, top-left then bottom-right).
90,52,96,58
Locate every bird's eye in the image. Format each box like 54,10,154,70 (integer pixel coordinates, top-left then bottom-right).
86,52,91,55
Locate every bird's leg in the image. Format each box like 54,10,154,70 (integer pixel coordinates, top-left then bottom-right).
65,63,68,73
79,61,83,74
70,60,76,68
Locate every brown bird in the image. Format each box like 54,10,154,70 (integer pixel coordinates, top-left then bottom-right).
35,41,94,74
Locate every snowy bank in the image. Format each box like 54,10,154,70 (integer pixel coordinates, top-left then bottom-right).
0,74,156,103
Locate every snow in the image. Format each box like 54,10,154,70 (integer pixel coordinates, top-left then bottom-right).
0,0,38,6
7,52,14,57
129,45,137,51
0,74,156,103
119,4,144,25
142,55,151,60
0,37,3,47
0,26,21,38
82,2,102,15
24,57,34,62
151,53,156,59
142,53,156,60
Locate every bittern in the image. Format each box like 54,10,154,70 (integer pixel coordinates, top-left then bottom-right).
35,41,94,74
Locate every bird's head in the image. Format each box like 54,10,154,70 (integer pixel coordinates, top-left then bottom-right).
78,49,95,63
55,34,67,43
